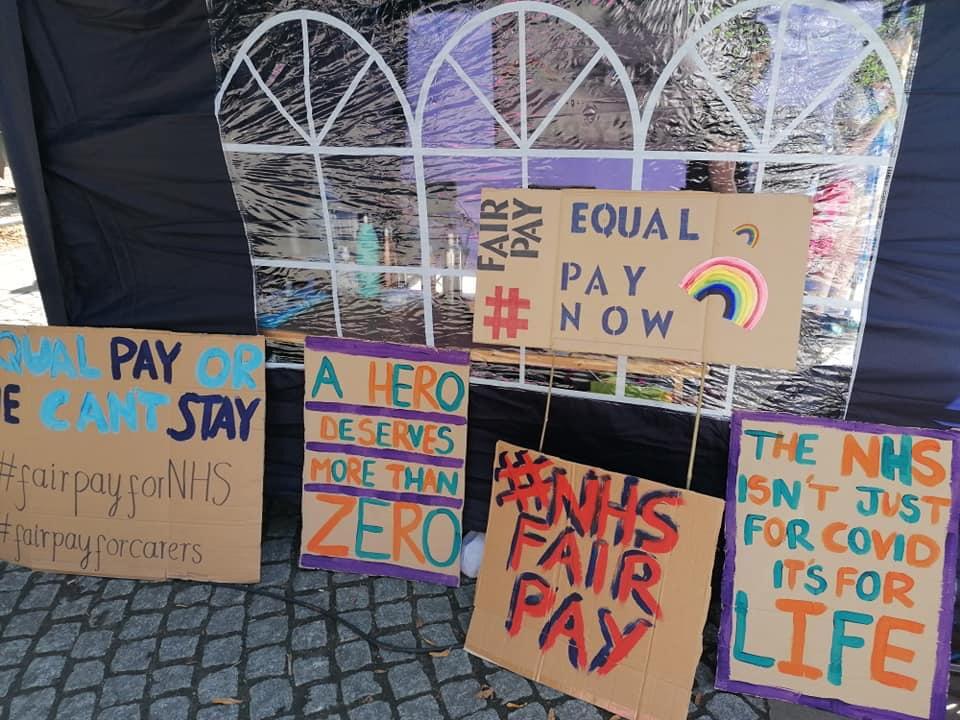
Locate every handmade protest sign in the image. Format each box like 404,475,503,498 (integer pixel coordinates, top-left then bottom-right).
300,337,469,586
718,412,960,720
473,189,811,369
0,325,266,582
466,442,724,720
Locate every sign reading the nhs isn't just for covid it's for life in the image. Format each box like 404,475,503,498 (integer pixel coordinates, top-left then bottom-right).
0,325,266,583
718,412,960,720
300,337,469,586
472,189,812,369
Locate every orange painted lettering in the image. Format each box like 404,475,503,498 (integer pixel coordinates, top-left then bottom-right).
841,434,879,478
775,598,826,680
392,502,425,564
871,616,923,691
305,494,356,556
413,365,439,411
912,439,946,487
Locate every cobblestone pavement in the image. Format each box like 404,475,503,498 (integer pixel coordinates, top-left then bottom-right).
0,497,780,720
0,195,45,327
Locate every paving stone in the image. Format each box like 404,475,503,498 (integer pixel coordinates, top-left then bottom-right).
71,630,114,659
293,654,331,685
207,605,245,636
336,640,372,672
260,562,291,586
203,636,242,667
167,605,209,631
373,577,408,603
399,694,444,720
9,688,57,720
248,616,288,648
554,699,603,720
434,648,474,681
35,621,81,652
261,538,292,562
103,579,138,599
53,595,94,619
20,582,60,609
348,701,393,720
337,610,374,641
249,677,294,720
197,706,240,720
65,660,105,690
198,666,239,703
245,645,287,679
210,587,246,607
3,609,47,636
706,693,759,720
111,639,157,672
0,569,30,591
463,711,499,720
249,594,286,617
454,584,476,608
533,681,565,700
304,682,339,714
292,619,327,651
293,570,328,591
150,665,195,696
411,580,447,596
487,669,534,702
57,690,96,720
0,667,15,696
0,638,29,667
102,673,148,707
421,622,459,646
0,590,20,614
332,572,362,585
441,678,488,718
375,600,412,629
90,599,127,627
509,705,548,720
99,704,142,720
119,612,163,640
22,654,66,688
336,584,371,610
387,660,432,699
159,635,199,662
416,596,453,623
457,609,473,636
132,584,172,610
377,630,418,663
174,584,212,606
149,695,191,720
342,670,383,705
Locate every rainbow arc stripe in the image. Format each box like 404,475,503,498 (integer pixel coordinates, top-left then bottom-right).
735,223,760,247
679,256,768,330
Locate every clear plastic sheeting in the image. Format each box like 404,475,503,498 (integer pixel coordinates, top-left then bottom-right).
208,0,922,418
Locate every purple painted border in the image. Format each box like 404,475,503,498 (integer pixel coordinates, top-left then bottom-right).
299,553,459,587
716,410,960,720
305,442,464,469
303,483,463,509
305,401,467,425
305,336,469,366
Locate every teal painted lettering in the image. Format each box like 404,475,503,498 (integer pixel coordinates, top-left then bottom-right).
108,391,139,433
196,347,230,389
136,391,170,432
392,363,414,408
22,336,52,375
0,332,20,373
39,389,70,431
422,508,461,568
796,433,818,465
437,470,459,496
828,611,872,686
435,426,455,455
855,486,884,517
881,435,912,486
232,343,263,390
743,514,765,546
744,429,779,460
733,591,775,668
355,497,390,560
49,340,78,379
436,371,465,413
310,356,343,399
77,392,109,433
75,336,101,379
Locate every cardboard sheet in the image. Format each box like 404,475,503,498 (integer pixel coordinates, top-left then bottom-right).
472,189,812,369
300,337,470,586
0,325,266,582
717,412,960,720
466,442,724,720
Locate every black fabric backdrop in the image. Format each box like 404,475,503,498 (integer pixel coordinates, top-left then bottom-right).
1,0,958,533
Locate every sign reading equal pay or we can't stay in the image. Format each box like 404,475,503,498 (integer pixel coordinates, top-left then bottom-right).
718,412,959,720
472,189,812,369
0,325,266,583
300,337,469,586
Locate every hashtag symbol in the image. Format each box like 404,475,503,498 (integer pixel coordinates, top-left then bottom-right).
0,513,8,544
495,450,556,513
483,286,531,340
0,451,15,490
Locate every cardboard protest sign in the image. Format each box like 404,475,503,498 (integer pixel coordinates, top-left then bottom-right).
473,189,811,369
0,325,266,582
300,337,469,586
466,442,725,720
717,412,960,720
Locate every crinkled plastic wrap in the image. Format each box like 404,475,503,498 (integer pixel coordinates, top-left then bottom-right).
208,0,922,417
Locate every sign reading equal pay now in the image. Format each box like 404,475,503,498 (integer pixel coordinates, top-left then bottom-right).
300,338,469,586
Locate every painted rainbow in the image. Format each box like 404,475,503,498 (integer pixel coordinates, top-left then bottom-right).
735,223,760,247
679,256,769,330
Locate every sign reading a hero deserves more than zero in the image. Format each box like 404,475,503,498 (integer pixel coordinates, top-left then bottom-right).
0,325,266,583
718,412,960,720
300,337,469,587
473,189,812,369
